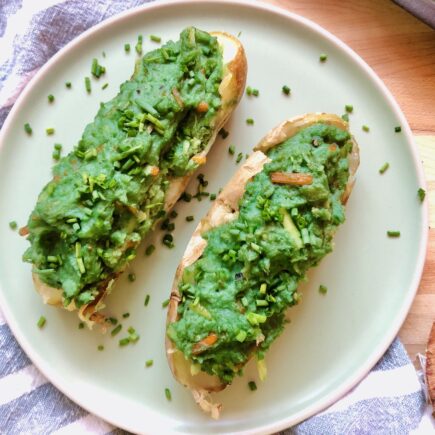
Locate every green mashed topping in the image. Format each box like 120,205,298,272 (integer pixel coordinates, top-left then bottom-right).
168,123,353,384
23,27,224,307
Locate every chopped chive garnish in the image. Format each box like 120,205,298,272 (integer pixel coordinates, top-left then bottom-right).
144,294,150,306
102,51,106,58
65,81,72,88
170,210,178,219
246,86,252,96
91,58,106,78
128,273,136,282
165,388,172,401
46,128,55,135
341,113,349,122
54,143,62,150
417,188,426,202
218,128,229,139
127,326,135,335
181,192,192,202
236,152,243,164
135,35,143,54
282,85,291,95
379,162,389,174
248,381,257,391
252,89,259,97
319,53,328,62
102,83,109,90
395,126,401,133
319,285,328,295
124,43,131,52
387,230,400,238
145,359,153,367
362,125,370,132
122,312,130,319
24,123,32,135
345,104,353,113
48,94,55,103
9,221,17,230
108,317,118,325
210,193,216,201
78,322,85,329
186,215,194,222
246,118,254,125
119,337,130,346
228,144,235,155
150,34,161,43
162,299,170,308
37,316,46,328
145,244,155,256
85,76,91,93
97,345,104,351
111,324,122,336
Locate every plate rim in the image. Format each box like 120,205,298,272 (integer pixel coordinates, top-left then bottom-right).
0,0,428,433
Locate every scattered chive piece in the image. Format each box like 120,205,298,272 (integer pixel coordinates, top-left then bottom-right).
145,244,155,256
9,221,17,230
170,210,178,219
122,312,130,319
145,359,154,367
124,43,131,52
181,192,192,202
341,113,349,122
379,162,389,174
246,118,254,125
218,128,229,139
417,188,426,202
91,58,106,78
65,81,72,89
135,35,143,54
54,143,62,150
165,388,172,401
162,299,170,308
85,76,91,93
102,51,106,58
246,86,252,96
37,316,46,328
46,128,55,135
362,125,370,132
128,273,136,282
119,337,130,346
48,94,55,103
102,83,109,90
150,34,161,43
111,324,122,336
162,233,174,248
210,193,216,201
236,152,243,164
319,285,328,295
387,230,401,238
248,381,257,391
237,31,242,37
24,123,32,135
228,144,235,155
144,294,150,306
186,215,194,222
252,88,259,97
97,345,104,351
395,126,401,133
282,85,291,95
108,317,118,325
345,104,353,113
78,322,85,329
319,53,328,62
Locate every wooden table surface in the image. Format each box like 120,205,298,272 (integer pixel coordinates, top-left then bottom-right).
263,0,435,361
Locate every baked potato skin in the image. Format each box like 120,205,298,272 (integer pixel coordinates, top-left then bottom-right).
166,113,360,417
32,31,247,328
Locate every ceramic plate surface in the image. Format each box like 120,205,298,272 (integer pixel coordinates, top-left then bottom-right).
0,1,428,433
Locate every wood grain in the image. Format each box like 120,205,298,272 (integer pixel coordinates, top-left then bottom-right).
260,0,435,362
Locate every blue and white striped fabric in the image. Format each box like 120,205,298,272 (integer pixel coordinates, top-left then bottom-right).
0,1,431,434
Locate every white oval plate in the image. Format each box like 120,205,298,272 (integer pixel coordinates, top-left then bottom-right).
0,1,428,433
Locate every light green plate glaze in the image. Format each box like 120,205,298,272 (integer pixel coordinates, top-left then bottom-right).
0,1,428,433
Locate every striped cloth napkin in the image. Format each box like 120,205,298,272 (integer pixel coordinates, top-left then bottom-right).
0,1,431,434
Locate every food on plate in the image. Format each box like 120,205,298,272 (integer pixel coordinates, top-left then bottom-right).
22,27,247,327
166,113,360,418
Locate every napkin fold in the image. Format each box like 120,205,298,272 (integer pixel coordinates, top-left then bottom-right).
0,1,429,434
